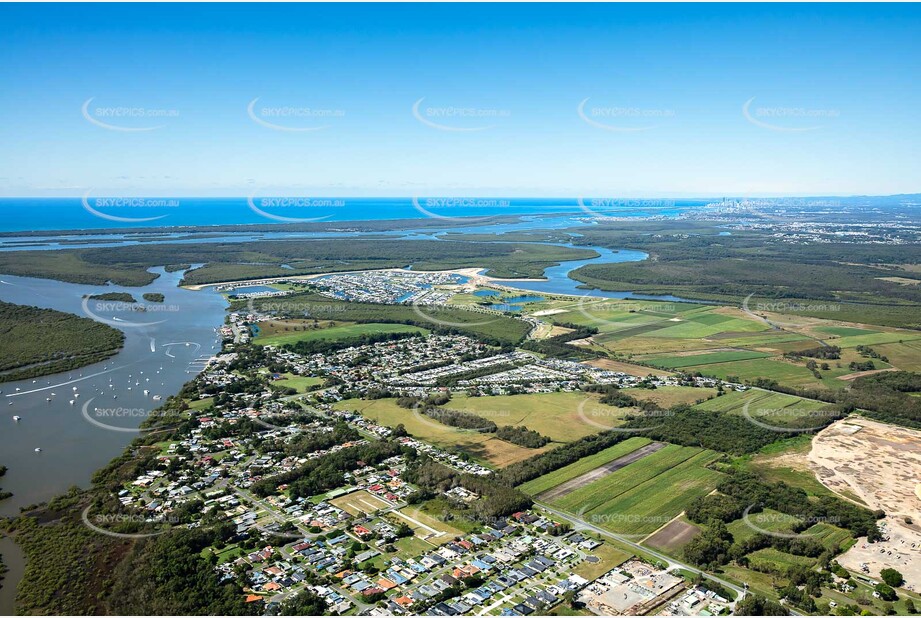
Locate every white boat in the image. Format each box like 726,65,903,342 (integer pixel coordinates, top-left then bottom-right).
13,415,21,421
34,447,41,452
69,400,75,405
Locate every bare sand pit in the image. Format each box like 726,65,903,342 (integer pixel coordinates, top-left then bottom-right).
809,417,921,589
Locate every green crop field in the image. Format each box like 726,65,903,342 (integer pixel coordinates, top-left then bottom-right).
833,330,921,349
579,450,724,536
255,322,427,346
552,446,724,535
815,325,878,337
694,389,830,428
802,522,854,552
644,349,772,369
519,437,652,495
553,445,703,514
682,357,820,386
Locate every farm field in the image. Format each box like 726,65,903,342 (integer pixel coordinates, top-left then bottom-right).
255,321,427,346
553,446,725,536
642,349,772,369
832,330,921,349
534,442,666,503
622,385,717,407
694,389,834,429
872,339,921,371
641,517,701,555
802,522,854,552
536,297,706,334
440,392,622,443
681,357,826,388
519,437,653,495
583,357,672,377
331,398,549,467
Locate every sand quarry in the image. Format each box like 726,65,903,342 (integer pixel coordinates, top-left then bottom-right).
808,417,921,590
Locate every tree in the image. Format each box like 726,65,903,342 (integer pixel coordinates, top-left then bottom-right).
280,589,327,616
875,583,898,602
683,520,733,569
733,594,788,616
880,568,904,588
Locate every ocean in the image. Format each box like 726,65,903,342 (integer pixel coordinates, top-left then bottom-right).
0,197,707,233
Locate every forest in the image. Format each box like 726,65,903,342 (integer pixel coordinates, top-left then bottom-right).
0,300,125,383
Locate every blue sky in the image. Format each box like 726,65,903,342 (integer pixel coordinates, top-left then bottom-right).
0,3,919,198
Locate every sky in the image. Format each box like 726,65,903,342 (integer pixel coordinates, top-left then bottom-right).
0,3,919,198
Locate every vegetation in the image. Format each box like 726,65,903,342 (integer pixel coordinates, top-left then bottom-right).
0,300,124,382
403,456,532,521
0,237,596,286
518,438,651,495
283,329,423,356
280,589,327,615
685,470,882,562
568,221,921,328
86,292,137,302
0,464,10,501
499,430,633,487
142,292,165,302
251,440,409,499
495,425,551,448
754,370,921,429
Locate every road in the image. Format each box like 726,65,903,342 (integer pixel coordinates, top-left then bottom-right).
534,501,745,602
536,501,808,616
